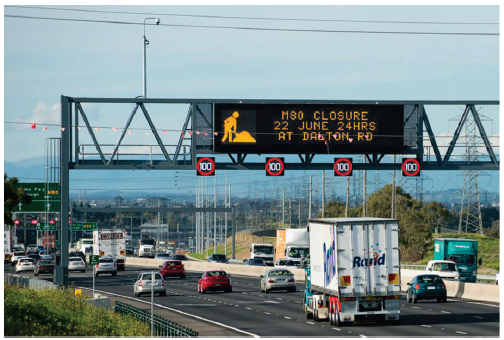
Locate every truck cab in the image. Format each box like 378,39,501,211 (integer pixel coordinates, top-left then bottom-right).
250,244,274,266
425,260,460,281
434,238,480,283
285,245,309,266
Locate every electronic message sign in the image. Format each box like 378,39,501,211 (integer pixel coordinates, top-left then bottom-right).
214,104,405,154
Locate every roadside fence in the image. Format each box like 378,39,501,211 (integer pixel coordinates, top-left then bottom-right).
4,274,57,290
114,301,198,337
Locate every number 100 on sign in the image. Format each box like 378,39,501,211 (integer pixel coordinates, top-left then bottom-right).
266,157,285,176
334,158,353,176
402,158,420,177
196,157,216,176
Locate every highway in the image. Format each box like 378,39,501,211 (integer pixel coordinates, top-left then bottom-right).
6,263,499,337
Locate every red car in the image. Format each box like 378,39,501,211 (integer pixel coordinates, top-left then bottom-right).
159,260,186,279
198,270,232,294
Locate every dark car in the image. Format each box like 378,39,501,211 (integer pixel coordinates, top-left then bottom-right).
27,254,42,264
125,247,134,256
34,260,55,276
207,254,229,264
406,274,447,303
172,254,188,261
69,251,87,265
244,258,267,266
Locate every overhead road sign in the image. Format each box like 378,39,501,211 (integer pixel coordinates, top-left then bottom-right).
196,157,215,176
12,183,60,212
71,222,98,231
334,158,353,176
214,103,406,154
402,158,421,177
265,157,285,176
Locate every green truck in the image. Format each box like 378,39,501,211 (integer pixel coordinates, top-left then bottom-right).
434,238,481,283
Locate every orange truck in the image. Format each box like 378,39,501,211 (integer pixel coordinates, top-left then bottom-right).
274,228,309,266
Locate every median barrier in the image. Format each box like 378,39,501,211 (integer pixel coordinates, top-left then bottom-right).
126,259,499,303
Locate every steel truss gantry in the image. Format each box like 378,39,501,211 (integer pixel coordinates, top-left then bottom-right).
55,97,499,286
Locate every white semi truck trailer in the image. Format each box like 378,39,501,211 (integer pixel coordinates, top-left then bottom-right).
304,218,401,326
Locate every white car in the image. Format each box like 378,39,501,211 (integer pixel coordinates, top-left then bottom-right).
26,244,38,253
68,257,86,272
40,254,54,261
11,251,28,266
95,256,117,277
426,260,460,281
16,257,36,273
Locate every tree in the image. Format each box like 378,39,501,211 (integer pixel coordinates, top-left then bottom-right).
323,200,360,218
484,220,499,238
4,174,32,225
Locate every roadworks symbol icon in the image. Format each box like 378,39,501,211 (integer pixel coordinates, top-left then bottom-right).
221,111,256,143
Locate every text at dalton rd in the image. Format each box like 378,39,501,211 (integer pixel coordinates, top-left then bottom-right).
214,103,406,154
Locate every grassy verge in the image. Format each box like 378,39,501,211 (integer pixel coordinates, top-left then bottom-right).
411,233,499,273
4,285,150,336
188,243,247,260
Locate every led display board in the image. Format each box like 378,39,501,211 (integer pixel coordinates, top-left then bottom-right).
214,104,406,154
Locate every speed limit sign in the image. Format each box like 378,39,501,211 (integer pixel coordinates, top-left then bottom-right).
402,158,420,177
334,158,353,176
14,219,20,225
265,157,284,176
196,157,216,176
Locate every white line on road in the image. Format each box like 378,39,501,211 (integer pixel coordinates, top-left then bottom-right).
360,335,367,338
246,307,253,310
258,295,263,297
455,331,467,335
248,284,254,286
421,325,432,328
307,322,315,325
466,301,500,308
76,286,259,338
264,312,271,315
474,316,484,319
411,306,420,309
264,301,280,304
332,328,341,331
441,311,450,314
284,316,292,320
276,298,282,300
175,304,217,306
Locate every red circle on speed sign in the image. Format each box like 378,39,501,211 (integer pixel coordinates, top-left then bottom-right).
266,157,284,176
31,219,38,225
334,158,353,176
14,219,20,225
49,219,55,225
402,158,420,176
196,157,215,176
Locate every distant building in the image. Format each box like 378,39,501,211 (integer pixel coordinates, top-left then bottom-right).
145,197,170,207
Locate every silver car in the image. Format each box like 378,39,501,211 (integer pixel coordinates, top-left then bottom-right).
260,269,296,293
95,256,117,277
68,257,86,272
133,272,166,297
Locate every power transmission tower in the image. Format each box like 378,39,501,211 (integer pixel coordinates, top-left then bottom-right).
458,109,484,234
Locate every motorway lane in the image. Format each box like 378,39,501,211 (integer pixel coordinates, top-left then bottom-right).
7,264,500,337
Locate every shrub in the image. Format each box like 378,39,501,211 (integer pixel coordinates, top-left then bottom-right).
4,285,150,336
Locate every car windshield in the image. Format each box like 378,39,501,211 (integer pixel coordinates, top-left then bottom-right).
165,261,182,266
287,248,309,258
207,271,227,277
69,257,82,261
252,259,264,263
212,254,226,260
417,276,443,283
449,254,476,265
253,246,273,254
99,258,114,263
14,252,25,256
19,259,34,264
269,270,292,277
157,254,171,258
140,239,156,245
38,260,52,265
174,255,186,260
433,263,457,271
142,273,162,280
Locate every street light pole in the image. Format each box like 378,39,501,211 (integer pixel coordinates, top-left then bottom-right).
143,17,160,98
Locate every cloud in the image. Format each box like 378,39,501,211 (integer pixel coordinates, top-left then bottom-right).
13,102,61,129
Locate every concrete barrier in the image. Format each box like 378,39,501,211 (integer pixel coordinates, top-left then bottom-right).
126,259,499,303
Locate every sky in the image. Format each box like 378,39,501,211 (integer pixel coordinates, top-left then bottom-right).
2,4,501,199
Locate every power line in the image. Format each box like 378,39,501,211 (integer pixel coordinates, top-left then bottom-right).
6,5,500,26
4,14,499,36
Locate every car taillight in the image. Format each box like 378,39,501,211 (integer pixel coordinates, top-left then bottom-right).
139,280,142,287
442,283,446,289
287,278,294,282
268,279,275,283
415,284,420,290
81,261,85,265
114,262,117,267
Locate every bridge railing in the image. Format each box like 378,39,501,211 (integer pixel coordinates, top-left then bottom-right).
114,301,198,337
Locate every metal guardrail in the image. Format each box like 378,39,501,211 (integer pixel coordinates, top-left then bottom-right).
400,265,497,283
114,301,198,337
4,274,58,290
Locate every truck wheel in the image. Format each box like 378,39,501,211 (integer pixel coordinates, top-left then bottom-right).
329,309,334,326
304,305,313,320
81,270,86,273
334,312,341,327
160,291,166,296
313,307,318,322
95,273,99,277
265,288,270,294
112,272,117,276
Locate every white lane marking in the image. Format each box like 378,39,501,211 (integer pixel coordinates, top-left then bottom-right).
359,335,367,338
77,286,259,337
258,295,263,297
264,312,271,315
284,316,292,320
295,301,302,304
466,301,500,308
411,306,420,309
456,331,467,335
248,284,254,286
307,322,315,325
332,328,341,331
276,298,282,300
441,311,450,314
474,316,484,319
447,299,458,302
429,309,432,311
175,304,217,306
246,307,252,310
421,325,432,328
264,301,280,304
242,292,248,294
235,305,240,307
